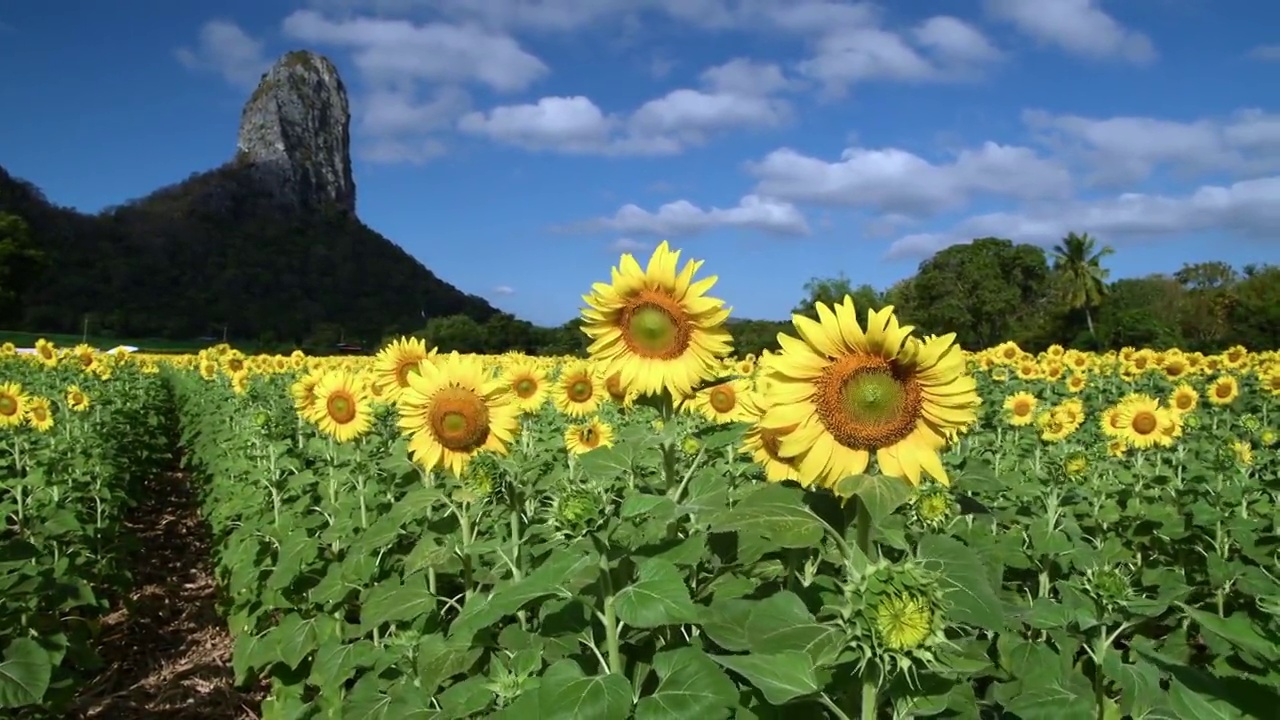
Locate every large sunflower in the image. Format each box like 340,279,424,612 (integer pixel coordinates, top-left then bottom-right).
757,298,980,488
552,361,604,417
0,383,29,428
580,241,733,399
310,371,373,442
396,352,520,476
373,336,437,402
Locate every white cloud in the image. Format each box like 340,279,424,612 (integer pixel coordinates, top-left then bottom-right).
175,20,270,88
912,16,1002,66
282,10,547,91
1024,108,1280,184
887,175,1280,258
460,58,793,155
492,285,516,295
357,137,448,164
610,237,651,253
984,0,1155,64
747,141,1073,216
1250,44,1280,61
587,195,811,237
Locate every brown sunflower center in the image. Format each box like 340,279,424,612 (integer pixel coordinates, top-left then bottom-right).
1269,376,1280,391
1214,383,1232,398
815,354,921,450
580,427,598,445
514,377,538,398
395,360,418,387
567,377,594,403
605,373,627,401
326,392,357,424
620,291,691,359
429,386,491,452
1012,399,1031,416
708,385,736,413
1175,394,1193,410
31,406,47,422
0,396,16,416
1131,411,1158,435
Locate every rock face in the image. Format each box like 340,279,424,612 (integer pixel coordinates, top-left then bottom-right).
235,51,356,213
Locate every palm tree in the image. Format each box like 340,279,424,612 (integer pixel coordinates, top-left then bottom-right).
1051,232,1114,340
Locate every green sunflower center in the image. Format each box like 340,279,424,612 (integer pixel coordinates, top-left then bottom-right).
815,354,922,450
618,290,693,360
326,393,356,424
515,378,537,397
874,592,934,651
629,305,677,353
841,370,905,425
568,378,593,403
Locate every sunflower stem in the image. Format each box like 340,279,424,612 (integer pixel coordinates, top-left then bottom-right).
593,537,624,675
853,496,879,719
508,478,528,630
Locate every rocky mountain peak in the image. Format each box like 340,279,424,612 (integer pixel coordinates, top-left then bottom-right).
235,50,356,214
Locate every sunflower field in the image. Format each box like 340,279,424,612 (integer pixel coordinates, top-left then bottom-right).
2,242,1279,719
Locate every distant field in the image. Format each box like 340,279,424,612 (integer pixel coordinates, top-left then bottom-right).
0,330,210,352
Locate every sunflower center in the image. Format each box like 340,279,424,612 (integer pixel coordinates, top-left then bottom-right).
605,374,626,401
581,427,597,445
620,292,691,359
1013,400,1031,416
429,386,491,452
395,361,418,387
759,426,792,460
1214,383,1231,398
709,386,736,413
1176,395,1193,410
1131,411,1157,435
815,354,921,450
567,378,594,403
0,396,16,416
514,378,537,398
326,392,357,424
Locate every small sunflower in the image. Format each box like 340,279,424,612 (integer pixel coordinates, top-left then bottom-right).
66,385,91,412
758,298,980,488
1207,375,1239,406
502,360,549,413
552,361,604,417
1169,384,1198,414
564,417,615,455
290,369,325,418
25,396,54,432
310,371,373,442
874,591,936,652
580,241,733,400
372,336,436,402
397,352,521,476
0,382,28,428
1003,392,1037,427
688,377,759,424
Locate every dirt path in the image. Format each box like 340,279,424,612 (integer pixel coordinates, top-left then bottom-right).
72,471,263,720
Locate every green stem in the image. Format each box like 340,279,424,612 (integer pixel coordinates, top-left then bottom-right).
853,496,878,720
598,549,624,675
509,480,527,629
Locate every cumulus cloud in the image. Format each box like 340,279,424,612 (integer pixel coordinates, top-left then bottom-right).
492,285,516,295
886,176,1280,258
984,0,1155,64
584,195,810,237
459,58,793,155
1024,108,1280,184
175,20,270,88
747,142,1073,217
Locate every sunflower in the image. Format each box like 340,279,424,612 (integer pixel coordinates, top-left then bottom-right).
1258,367,1280,397
580,240,733,400
502,360,549,413
396,352,520,476
1114,395,1174,450
1002,392,1037,427
552,361,604,417
1206,375,1239,406
372,336,436,402
309,371,373,442
757,299,980,488
874,591,936,652
25,397,54,432
230,369,251,395
602,370,639,408
1169,384,1198,414
34,339,57,367
66,385,91,412
0,382,29,428
1230,440,1253,467
688,377,759,424
1064,373,1087,393
290,369,325,418
741,398,801,483
564,417,615,455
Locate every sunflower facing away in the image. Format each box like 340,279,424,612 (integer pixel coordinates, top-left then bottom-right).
309,371,374,443
580,241,733,400
757,298,980,488
397,352,521,476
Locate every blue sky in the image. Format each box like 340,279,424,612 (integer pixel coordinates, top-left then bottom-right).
1,1,1278,327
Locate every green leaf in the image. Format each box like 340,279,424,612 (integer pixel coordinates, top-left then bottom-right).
450,547,598,641
0,638,52,709
710,650,820,705
620,494,677,522
417,633,482,696
708,483,825,549
614,558,700,628
634,647,737,720
917,534,1005,631
1180,604,1278,662
361,573,437,630
832,474,913,525
534,660,633,720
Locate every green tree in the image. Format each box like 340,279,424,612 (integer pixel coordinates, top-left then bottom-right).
1095,275,1185,349
900,237,1052,350
1227,264,1280,349
1050,232,1113,341
0,212,46,326
792,272,883,319
1173,261,1239,349
417,314,489,353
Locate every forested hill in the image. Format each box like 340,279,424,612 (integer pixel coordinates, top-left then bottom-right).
0,164,499,347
